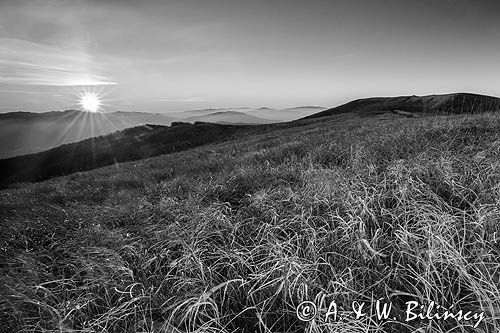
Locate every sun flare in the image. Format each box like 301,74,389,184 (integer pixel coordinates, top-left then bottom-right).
79,92,101,113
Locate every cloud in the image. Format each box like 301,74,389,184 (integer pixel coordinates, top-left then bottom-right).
0,90,48,94
152,97,208,102
0,38,116,86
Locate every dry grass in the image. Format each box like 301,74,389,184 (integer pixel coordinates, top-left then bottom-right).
1,112,500,332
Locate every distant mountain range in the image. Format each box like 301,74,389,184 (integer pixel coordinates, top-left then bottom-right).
171,106,325,122
177,107,252,117
182,111,274,125
0,106,325,158
245,106,325,121
1,93,499,179
2,92,500,187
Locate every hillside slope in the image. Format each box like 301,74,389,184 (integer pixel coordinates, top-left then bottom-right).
2,111,500,332
0,122,249,186
304,93,500,119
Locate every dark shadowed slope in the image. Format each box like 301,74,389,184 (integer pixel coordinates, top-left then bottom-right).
304,93,500,119
0,122,249,187
0,110,176,158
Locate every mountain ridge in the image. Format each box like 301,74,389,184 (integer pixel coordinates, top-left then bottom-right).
304,93,500,119
3,92,500,186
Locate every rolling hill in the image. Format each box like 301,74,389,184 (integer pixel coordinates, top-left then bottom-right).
0,122,251,187
0,110,176,158
304,93,500,119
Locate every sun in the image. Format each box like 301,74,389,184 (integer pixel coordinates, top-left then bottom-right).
79,92,101,113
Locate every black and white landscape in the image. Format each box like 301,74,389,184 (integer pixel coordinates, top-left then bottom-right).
1,1,500,332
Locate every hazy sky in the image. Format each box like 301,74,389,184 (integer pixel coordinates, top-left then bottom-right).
1,0,500,113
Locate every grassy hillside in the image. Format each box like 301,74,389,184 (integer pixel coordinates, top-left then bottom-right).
305,93,500,119
0,122,253,187
2,111,500,332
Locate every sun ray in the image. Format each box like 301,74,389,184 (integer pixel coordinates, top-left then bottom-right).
75,109,91,146
93,112,121,169
60,85,127,165
55,110,86,143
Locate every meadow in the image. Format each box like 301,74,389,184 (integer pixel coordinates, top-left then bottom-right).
1,111,500,332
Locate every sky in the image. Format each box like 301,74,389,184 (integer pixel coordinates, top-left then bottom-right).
1,0,500,113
